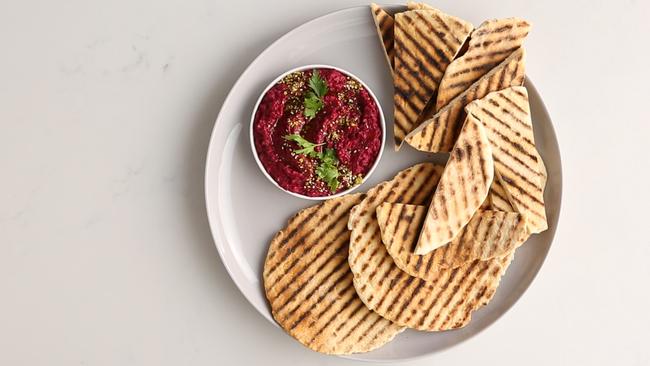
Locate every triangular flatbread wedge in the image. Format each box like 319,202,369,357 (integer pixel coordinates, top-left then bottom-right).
264,193,404,354
404,47,526,152
377,203,528,280
348,163,514,331
465,86,548,233
414,115,494,255
370,3,395,70
393,9,473,148
436,18,531,111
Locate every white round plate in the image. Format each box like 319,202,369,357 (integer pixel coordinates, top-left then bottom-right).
205,5,562,362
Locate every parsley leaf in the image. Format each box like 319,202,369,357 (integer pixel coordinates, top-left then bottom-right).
316,149,340,192
303,92,323,120
284,134,341,193
309,70,329,98
303,70,328,120
284,134,323,158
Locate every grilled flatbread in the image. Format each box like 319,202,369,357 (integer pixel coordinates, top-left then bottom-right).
406,1,435,10
414,115,494,255
370,4,395,70
377,203,527,280
348,163,514,331
465,86,548,233
393,9,473,148
404,47,526,152
436,18,530,111
264,193,403,354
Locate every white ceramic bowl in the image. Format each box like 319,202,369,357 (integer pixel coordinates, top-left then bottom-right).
249,64,386,200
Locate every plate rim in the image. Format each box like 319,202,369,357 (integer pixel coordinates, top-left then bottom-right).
204,5,563,362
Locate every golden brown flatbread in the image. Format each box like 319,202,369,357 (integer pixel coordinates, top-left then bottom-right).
404,47,526,152
377,203,527,281
348,163,514,331
415,115,494,255
264,193,404,354
393,9,473,148
436,18,530,110
465,86,547,233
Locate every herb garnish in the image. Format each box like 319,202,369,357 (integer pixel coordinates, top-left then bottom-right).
284,134,340,193
303,70,328,119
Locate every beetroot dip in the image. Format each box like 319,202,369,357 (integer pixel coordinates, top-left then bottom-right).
253,68,382,197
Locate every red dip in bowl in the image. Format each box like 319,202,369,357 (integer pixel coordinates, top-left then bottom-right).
253,68,383,197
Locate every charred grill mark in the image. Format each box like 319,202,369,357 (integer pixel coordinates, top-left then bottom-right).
265,202,344,287
474,24,514,37
395,167,424,203
496,93,529,119
475,136,488,187
396,278,425,323
305,278,355,329
464,46,520,62
429,260,480,328
448,61,499,80
413,11,458,58
278,244,349,320
513,88,526,98
405,167,438,204
385,276,414,315
375,269,405,311
276,209,319,248
271,224,349,303
366,232,387,280
432,12,466,46
417,267,459,328
395,52,436,102
439,261,492,328
477,105,535,147
411,21,450,68
493,154,542,193
334,299,366,339
497,173,546,218
286,267,350,328
338,307,372,346
306,290,360,346
488,137,540,178
424,249,436,274
358,316,386,348
394,72,427,112
497,65,508,90
378,13,392,33
392,204,408,250
395,20,445,78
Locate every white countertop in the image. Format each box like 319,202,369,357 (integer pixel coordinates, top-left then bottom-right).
1,0,649,365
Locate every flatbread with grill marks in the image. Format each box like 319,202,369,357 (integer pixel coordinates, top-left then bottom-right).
348,163,514,331
264,193,404,354
393,9,473,148
465,86,548,233
377,203,527,280
414,115,494,255
435,18,530,111
404,47,526,152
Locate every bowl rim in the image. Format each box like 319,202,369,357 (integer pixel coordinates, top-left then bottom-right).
248,64,387,201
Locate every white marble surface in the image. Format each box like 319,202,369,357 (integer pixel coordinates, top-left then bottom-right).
1,0,648,365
